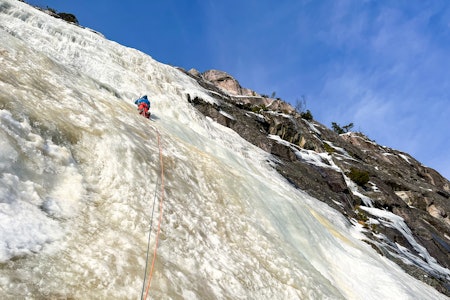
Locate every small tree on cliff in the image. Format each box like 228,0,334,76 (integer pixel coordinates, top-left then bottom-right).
332,122,354,134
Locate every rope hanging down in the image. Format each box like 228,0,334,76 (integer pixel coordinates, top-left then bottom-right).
141,129,165,300
140,176,159,298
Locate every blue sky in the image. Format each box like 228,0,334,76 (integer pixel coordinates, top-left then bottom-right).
27,0,450,180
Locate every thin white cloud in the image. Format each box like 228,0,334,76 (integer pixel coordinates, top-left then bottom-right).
298,1,450,179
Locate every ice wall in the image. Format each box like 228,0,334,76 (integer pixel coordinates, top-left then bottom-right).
0,1,447,299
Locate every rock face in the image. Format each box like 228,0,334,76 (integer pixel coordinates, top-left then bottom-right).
188,68,297,114
200,69,255,96
181,68,450,296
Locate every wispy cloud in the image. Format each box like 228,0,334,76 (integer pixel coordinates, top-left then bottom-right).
294,1,450,178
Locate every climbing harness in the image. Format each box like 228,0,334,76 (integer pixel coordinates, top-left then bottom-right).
140,129,165,300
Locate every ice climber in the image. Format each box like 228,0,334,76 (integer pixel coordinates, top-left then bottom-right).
135,95,151,119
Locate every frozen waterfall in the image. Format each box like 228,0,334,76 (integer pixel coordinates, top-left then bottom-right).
0,1,447,299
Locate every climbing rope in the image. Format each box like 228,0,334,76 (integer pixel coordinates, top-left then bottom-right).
140,129,165,300
140,176,159,299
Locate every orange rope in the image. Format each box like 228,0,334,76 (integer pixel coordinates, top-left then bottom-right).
143,129,165,299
